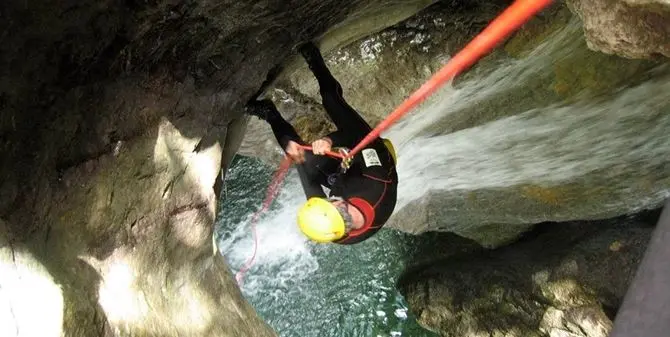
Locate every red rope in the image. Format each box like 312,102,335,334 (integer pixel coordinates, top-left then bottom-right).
235,156,293,285
347,0,554,158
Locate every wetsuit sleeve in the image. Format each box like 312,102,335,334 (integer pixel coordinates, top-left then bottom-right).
265,108,304,151
277,134,301,151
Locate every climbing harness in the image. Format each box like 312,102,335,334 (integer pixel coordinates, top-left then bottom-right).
234,0,554,286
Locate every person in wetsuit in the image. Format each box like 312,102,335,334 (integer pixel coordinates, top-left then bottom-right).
245,42,398,245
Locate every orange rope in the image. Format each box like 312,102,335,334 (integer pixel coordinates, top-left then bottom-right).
347,0,554,158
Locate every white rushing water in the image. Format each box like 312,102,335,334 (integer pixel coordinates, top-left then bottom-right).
389,75,670,209
219,169,318,297
384,18,587,144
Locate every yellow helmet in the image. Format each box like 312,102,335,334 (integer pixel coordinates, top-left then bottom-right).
382,138,397,164
297,198,347,243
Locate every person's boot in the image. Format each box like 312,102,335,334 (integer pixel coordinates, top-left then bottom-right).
298,42,328,73
244,99,278,121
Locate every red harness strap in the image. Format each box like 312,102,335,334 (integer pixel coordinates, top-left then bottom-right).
346,197,376,237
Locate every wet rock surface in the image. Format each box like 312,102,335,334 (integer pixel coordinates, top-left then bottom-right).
0,0,441,335
566,0,670,58
398,211,658,337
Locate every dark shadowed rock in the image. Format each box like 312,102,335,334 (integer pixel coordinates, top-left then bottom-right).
398,212,656,337
0,0,441,335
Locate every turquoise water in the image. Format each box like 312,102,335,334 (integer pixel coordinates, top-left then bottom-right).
217,156,439,337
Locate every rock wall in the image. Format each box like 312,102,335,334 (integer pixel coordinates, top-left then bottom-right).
0,0,440,336
1,98,277,336
398,211,658,337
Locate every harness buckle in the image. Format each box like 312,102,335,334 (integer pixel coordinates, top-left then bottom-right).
335,147,352,173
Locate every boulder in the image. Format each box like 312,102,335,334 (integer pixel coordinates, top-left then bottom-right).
566,0,670,58
398,212,656,337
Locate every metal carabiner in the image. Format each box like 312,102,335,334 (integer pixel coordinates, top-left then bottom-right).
335,147,353,173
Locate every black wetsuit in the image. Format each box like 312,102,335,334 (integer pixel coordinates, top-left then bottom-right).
261,46,398,245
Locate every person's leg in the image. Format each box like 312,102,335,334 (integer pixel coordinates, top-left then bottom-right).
298,43,372,136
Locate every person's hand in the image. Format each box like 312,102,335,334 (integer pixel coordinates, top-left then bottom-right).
311,137,332,156
285,140,306,164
